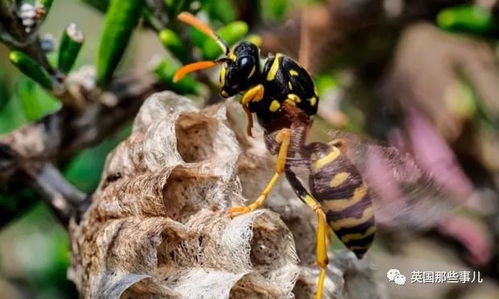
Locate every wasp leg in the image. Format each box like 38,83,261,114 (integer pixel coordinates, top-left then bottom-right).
240,84,264,106
239,84,264,137
242,105,254,137
228,128,290,217
286,168,328,299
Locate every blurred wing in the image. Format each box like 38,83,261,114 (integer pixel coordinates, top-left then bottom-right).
327,130,467,234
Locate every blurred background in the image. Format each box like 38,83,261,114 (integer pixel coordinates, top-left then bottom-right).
1,0,499,298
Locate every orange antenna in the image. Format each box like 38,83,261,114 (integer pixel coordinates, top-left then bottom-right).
173,60,225,82
178,12,229,55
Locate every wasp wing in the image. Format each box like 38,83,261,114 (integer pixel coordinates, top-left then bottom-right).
326,130,469,234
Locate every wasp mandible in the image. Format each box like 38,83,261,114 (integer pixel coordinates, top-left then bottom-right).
173,12,375,298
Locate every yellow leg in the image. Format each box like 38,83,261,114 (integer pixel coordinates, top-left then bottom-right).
303,195,329,299
242,105,254,137
228,128,290,217
240,84,264,105
240,84,264,137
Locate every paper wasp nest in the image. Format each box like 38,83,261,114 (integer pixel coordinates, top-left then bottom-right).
68,92,379,298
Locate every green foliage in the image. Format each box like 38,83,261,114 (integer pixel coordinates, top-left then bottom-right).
437,4,497,36
159,28,187,62
0,78,30,134
315,74,338,96
64,126,131,193
166,0,190,19
9,51,54,91
40,0,54,14
153,58,199,94
0,204,77,298
97,0,144,87
200,0,236,24
16,77,60,121
189,20,249,60
58,24,84,74
3,1,499,298
0,69,11,112
203,21,248,59
0,185,38,228
261,0,289,20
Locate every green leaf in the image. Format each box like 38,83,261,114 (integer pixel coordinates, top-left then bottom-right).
189,19,249,60
58,23,84,74
0,92,28,134
202,21,248,59
153,58,199,94
245,34,262,47
39,0,54,15
437,4,497,36
159,28,187,61
315,74,338,95
97,0,144,87
9,51,53,91
16,76,60,121
200,0,236,24
261,0,289,21
17,78,41,121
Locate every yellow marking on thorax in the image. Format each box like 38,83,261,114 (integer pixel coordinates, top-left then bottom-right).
312,147,341,171
267,54,282,81
288,81,293,90
228,52,237,61
330,206,374,230
220,65,227,86
329,172,349,188
289,69,299,76
322,184,367,212
269,100,281,112
310,97,317,106
288,93,301,103
340,226,376,243
285,99,296,106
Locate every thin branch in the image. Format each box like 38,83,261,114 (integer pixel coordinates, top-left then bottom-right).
0,71,164,222
28,163,87,225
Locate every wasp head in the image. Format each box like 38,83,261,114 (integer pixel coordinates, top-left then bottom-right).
220,41,261,97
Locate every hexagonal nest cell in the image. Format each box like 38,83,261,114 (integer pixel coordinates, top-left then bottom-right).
68,92,375,299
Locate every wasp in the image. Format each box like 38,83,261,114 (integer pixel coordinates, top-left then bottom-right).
173,12,375,299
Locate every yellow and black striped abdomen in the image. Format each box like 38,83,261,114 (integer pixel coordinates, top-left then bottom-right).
309,145,375,259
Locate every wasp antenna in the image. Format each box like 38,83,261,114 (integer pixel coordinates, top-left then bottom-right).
173,60,223,82
178,12,229,55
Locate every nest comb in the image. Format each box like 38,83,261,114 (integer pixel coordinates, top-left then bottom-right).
68,92,378,298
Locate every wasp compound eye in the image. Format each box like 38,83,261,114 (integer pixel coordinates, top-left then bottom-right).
238,56,252,70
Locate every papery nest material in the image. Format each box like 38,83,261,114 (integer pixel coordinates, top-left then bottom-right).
69,91,378,298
